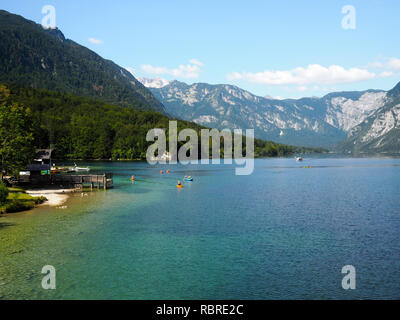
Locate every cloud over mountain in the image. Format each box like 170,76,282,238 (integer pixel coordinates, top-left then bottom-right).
141,59,204,79
227,64,377,85
88,37,103,45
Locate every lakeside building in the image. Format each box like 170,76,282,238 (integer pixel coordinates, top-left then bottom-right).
19,149,53,183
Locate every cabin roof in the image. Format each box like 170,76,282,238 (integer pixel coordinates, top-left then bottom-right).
34,149,53,160
27,164,51,171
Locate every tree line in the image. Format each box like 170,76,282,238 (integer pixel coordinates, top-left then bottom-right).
0,84,325,175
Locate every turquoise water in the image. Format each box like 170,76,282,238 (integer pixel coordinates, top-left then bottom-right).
1,158,400,299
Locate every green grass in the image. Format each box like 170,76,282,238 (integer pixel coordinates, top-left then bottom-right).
8,187,27,193
0,190,47,214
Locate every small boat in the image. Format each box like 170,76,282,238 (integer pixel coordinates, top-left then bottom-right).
73,163,90,172
130,175,136,181
50,168,63,174
176,184,183,189
50,166,69,174
183,176,193,181
295,157,303,162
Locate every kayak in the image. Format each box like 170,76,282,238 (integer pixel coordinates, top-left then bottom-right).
176,185,183,189
184,176,193,181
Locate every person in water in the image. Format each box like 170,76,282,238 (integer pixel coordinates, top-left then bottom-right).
177,180,182,186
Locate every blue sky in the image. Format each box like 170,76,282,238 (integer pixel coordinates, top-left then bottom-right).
2,0,400,98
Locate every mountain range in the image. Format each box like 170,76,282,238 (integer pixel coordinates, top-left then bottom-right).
0,9,398,154
0,10,165,113
0,9,325,161
337,82,400,154
141,78,399,151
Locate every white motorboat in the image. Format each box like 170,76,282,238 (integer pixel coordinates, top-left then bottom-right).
295,156,303,162
72,163,90,172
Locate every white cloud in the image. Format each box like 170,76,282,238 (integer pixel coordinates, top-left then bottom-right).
227,64,376,85
387,57,400,70
367,61,384,68
379,71,394,78
189,58,204,66
141,59,204,79
368,57,400,71
88,38,103,45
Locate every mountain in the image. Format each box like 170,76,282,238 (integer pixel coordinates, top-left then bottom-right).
0,84,325,161
143,79,387,147
0,10,165,113
337,81,400,154
138,77,170,88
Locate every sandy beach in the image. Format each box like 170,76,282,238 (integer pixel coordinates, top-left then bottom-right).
26,188,77,206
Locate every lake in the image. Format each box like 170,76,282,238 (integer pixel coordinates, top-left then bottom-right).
0,157,400,299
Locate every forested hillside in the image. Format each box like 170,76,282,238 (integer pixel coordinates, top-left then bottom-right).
0,10,165,113
0,84,325,168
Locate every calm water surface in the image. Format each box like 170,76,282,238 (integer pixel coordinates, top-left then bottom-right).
0,157,399,299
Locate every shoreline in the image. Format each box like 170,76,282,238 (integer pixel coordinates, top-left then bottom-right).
25,188,78,207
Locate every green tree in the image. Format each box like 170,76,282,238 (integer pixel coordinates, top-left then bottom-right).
0,84,325,164
0,181,8,205
0,87,35,176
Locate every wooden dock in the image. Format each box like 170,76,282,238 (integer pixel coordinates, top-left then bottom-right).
52,173,113,190
20,173,113,190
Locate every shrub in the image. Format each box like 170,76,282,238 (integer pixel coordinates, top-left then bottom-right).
0,181,9,204
5,200,34,213
33,196,47,204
